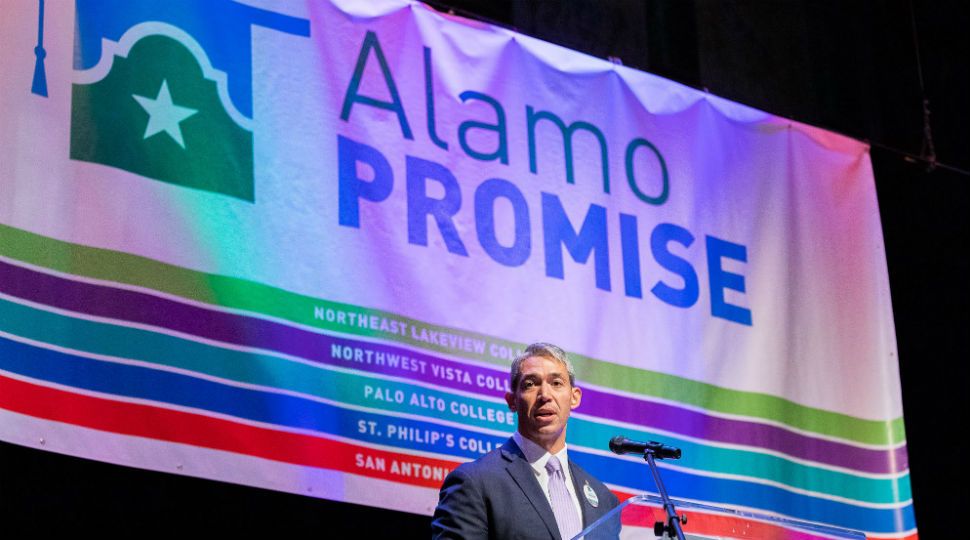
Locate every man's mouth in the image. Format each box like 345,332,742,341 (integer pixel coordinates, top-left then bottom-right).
534,410,556,419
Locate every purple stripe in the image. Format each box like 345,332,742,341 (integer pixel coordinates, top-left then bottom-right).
579,387,906,473
0,259,906,473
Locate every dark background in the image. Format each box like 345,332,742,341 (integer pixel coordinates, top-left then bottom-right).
2,1,965,536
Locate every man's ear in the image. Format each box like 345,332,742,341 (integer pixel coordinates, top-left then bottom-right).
505,392,516,411
570,386,582,409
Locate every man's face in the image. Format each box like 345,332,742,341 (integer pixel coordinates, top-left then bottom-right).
505,355,582,452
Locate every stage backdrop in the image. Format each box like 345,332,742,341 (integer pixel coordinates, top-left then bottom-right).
0,1,913,537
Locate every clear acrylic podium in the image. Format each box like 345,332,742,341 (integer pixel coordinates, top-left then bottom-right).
573,494,867,540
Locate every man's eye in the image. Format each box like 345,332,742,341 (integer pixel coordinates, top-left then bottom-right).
523,380,535,388
552,380,564,387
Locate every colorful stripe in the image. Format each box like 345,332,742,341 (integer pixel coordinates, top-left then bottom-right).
0,223,906,446
0,334,915,532
0,224,915,535
2,373,911,538
0,295,911,505
0,372,457,489
615,500,872,540
0,256,906,475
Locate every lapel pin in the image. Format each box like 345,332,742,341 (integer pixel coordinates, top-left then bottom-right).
583,480,599,508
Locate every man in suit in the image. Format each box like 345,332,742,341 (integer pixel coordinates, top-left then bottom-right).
432,343,620,539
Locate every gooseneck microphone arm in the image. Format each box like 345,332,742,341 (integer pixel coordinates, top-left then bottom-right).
610,436,687,540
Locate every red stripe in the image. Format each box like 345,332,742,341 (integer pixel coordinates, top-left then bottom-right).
610,491,909,540
0,373,458,488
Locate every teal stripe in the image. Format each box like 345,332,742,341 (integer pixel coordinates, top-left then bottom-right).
0,296,909,505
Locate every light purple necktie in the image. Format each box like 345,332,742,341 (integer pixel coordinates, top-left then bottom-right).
546,455,582,540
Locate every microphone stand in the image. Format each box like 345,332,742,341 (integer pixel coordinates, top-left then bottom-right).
643,450,687,540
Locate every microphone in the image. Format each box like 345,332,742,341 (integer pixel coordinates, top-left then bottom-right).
609,436,682,460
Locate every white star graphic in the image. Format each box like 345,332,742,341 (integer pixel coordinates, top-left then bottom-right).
132,80,198,149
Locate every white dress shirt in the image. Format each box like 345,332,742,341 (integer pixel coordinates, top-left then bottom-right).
512,431,584,521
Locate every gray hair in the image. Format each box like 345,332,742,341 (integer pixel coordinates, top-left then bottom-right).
509,342,576,390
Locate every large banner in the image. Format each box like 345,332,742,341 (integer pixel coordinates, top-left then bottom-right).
1,1,913,537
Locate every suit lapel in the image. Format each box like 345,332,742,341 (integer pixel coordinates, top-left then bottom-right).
568,459,590,526
569,459,610,529
502,439,561,540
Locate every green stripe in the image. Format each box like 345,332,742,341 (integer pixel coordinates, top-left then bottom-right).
0,223,906,445
0,296,911,504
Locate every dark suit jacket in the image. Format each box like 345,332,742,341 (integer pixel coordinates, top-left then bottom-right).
431,438,620,540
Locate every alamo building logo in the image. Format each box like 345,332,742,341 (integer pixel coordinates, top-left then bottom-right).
68,0,310,201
